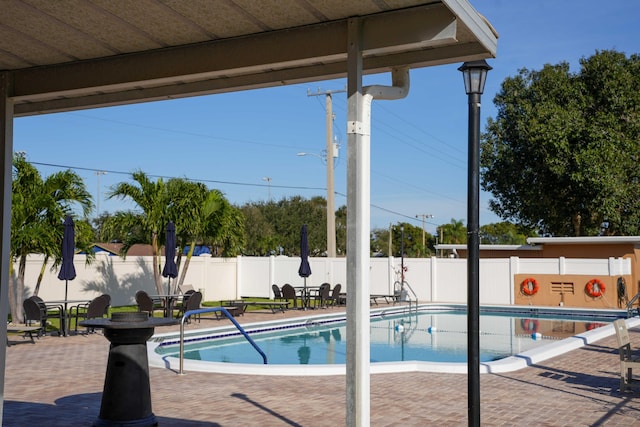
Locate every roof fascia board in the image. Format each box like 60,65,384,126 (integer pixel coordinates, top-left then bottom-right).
528,236,640,245
435,244,541,251
441,0,498,56
14,41,489,116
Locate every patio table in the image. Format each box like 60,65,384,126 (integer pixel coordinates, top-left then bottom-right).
293,286,320,309
46,299,91,336
149,294,182,318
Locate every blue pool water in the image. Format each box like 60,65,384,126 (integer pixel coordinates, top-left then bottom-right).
155,308,615,365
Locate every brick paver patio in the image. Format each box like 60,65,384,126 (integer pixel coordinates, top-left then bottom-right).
4,306,640,426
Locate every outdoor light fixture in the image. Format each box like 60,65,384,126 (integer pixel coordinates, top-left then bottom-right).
458,60,491,95
459,59,491,427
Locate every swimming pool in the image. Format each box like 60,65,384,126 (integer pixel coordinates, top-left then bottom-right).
149,304,633,376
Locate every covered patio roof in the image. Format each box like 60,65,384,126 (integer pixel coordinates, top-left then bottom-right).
1,0,496,116
0,1,497,425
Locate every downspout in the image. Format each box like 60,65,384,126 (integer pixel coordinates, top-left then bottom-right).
363,67,410,102
347,66,409,427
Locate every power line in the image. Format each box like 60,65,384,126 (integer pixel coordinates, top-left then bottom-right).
29,160,438,227
28,161,325,192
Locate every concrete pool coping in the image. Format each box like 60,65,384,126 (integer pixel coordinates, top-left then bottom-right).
148,304,636,376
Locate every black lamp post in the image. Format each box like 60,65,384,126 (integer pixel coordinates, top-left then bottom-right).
458,59,491,427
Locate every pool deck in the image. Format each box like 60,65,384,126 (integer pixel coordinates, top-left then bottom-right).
4,304,640,426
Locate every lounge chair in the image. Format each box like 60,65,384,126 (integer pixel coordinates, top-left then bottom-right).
613,319,640,392
178,284,195,294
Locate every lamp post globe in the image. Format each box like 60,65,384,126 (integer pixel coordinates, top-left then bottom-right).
458,60,492,95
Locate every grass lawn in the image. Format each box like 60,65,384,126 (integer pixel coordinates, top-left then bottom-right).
16,298,290,335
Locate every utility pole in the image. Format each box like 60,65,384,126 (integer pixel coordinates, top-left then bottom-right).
307,88,345,257
261,177,272,200
415,213,433,255
95,170,107,217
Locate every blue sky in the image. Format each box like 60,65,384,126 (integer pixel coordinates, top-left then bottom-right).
14,1,640,235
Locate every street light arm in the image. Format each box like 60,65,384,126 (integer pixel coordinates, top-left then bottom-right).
297,152,324,160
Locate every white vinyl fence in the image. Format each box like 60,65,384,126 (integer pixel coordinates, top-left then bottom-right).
15,254,631,308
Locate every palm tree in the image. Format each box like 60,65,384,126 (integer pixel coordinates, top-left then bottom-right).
168,180,245,289
438,219,467,244
107,171,170,295
107,173,246,295
10,156,93,322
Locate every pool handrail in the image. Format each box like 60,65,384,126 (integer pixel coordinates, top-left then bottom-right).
627,291,640,318
399,281,419,312
179,307,268,374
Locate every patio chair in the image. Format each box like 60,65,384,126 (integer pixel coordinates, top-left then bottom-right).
72,294,110,333
135,290,161,317
313,283,331,308
272,284,286,302
326,283,342,307
22,298,47,337
176,290,195,318
179,291,202,323
281,284,298,309
613,319,640,392
23,296,63,337
101,294,111,317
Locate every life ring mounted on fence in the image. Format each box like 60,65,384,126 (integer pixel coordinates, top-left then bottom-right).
520,277,539,296
585,279,606,298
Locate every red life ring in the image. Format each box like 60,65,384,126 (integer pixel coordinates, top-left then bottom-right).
521,318,539,334
586,322,606,331
521,278,539,296
585,279,606,298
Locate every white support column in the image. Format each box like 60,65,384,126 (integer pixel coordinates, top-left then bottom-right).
0,71,14,424
346,17,368,427
345,18,410,426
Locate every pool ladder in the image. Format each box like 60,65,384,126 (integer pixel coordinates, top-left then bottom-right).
399,281,419,313
627,291,640,318
178,307,267,375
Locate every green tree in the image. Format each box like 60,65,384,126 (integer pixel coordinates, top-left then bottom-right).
167,179,245,288
335,205,347,256
240,196,330,256
10,156,93,322
437,219,467,244
241,204,278,256
107,171,171,295
481,50,640,236
479,222,536,245
371,222,434,257
106,174,245,294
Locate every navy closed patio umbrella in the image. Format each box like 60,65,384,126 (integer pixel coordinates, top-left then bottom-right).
57,215,76,335
298,224,312,309
162,222,178,296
